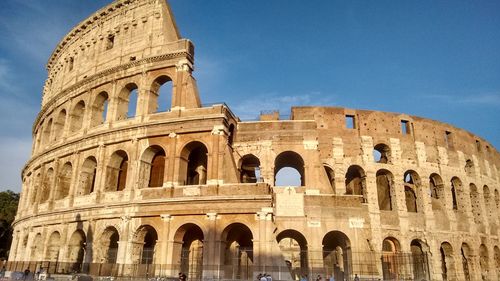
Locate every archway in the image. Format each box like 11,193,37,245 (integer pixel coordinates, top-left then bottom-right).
274,151,305,186
56,162,72,200
373,143,391,163
78,157,97,195
376,169,393,211
410,240,429,280
68,230,86,273
239,154,260,183
429,173,444,211
461,243,472,281
404,170,420,213
440,242,456,280
322,231,351,281
345,165,367,202
150,75,173,113
276,230,309,279
381,237,401,280
90,91,109,126
479,244,489,280
30,233,43,261
221,223,253,280
469,184,482,224
105,150,128,191
173,223,204,281
40,168,54,203
180,142,208,185
139,146,166,188
70,101,85,133
46,231,61,263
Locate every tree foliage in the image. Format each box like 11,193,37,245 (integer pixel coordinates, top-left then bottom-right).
0,190,19,259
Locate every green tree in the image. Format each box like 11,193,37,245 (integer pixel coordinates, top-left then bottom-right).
0,190,20,260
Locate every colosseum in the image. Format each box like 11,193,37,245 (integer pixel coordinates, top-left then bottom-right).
6,1,500,281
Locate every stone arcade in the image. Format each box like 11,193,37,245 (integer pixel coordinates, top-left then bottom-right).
7,0,500,280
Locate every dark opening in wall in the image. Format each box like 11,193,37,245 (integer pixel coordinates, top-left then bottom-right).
345,115,355,129
68,57,74,71
106,35,115,50
476,140,481,152
401,120,410,135
445,131,453,148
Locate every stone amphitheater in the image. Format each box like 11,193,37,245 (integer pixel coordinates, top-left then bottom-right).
7,0,500,280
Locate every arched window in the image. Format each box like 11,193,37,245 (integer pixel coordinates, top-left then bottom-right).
53,109,67,139
410,240,429,280
440,242,456,281
133,225,158,265
221,223,253,280
404,170,420,213
373,143,391,163
479,244,489,276
55,162,72,200
139,146,166,188
180,142,208,185
99,227,119,265
450,177,462,210
377,169,393,211
277,230,309,279
42,118,53,147
322,231,351,281
324,165,335,192
461,243,472,281
150,75,173,113
78,157,97,196
240,154,260,183
274,151,305,186
484,185,494,223
382,237,401,280
105,150,129,191
46,231,61,262
117,83,139,120
70,101,85,133
345,165,367,202
465,159,474,177
91,91,109,126
40,168,54,203
429,173,443,199
174,223,204,280
470,183,482,224
68,230,86,271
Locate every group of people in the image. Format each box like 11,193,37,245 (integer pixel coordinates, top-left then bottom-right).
257,273,272,281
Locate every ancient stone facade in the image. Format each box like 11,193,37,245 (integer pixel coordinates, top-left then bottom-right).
8,1,500,281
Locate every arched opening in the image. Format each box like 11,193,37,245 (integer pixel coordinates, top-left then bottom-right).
40,168,54,203
117,83,139,120
450,177,462,210
381,237,401,280
429,173,443,200
147,147,166,188
46,231,61,262
132,225,158,265
78,157,97,196
440,242,456,281
376,169,393,211
345,165,367,202
484,186,494,224
90,91,109,127
70,101,85,133
479,244,489,278
55,162,72,200
461,243,472,281
173,223,204,281
239,154,260,183
150,75,173,113
30,173,41,204
276,230,309,279
31,233,43,261
322,231,351,281
403,170,421,212
53,109,67,139
43,118,53,147
228,124,235,147
465,160,474,177
494,246,500,280
221,223,253,280
469,183,482,224
274,151,305,186
495,189,500,212
180,142,208,185
68,230,86,273
105,150,129,191
99,227,119,264
324,165,335,193
410,240,429,280
373,143,391,163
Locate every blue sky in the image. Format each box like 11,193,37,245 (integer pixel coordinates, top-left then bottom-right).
0,0,499,192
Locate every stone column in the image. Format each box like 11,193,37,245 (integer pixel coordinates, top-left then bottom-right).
203,213,219,279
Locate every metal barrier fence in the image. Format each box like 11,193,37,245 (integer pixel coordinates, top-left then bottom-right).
4,251,430,281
